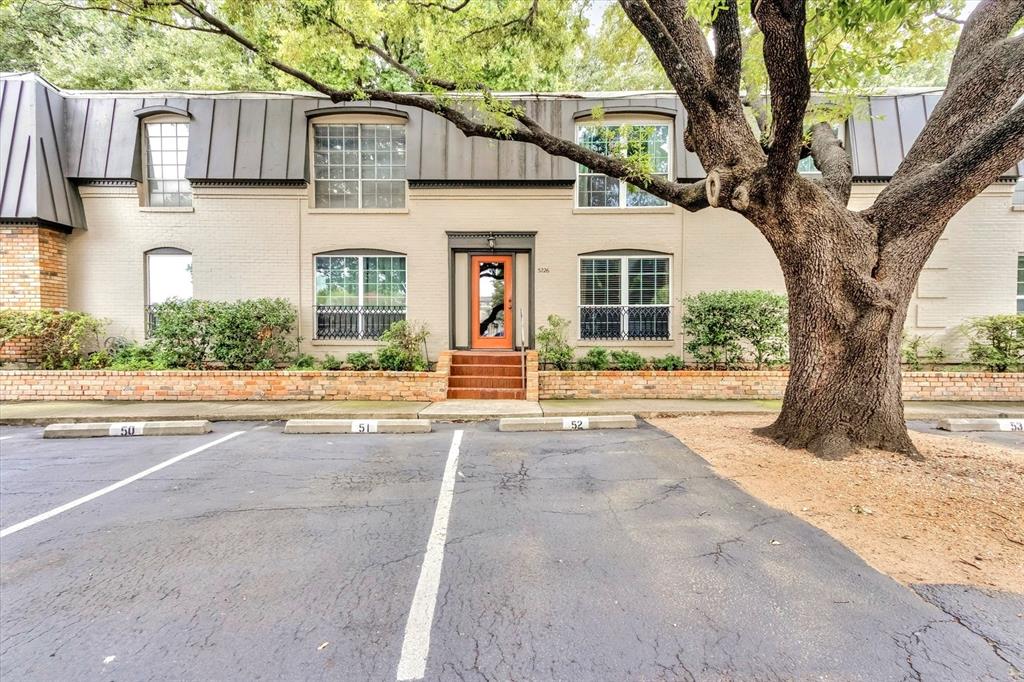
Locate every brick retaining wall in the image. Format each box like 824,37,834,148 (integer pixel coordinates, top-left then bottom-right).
0,364,1019,403
539,370,1023,401
0,352,452,402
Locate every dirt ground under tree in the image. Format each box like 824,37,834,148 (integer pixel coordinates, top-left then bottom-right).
652,415,1023,593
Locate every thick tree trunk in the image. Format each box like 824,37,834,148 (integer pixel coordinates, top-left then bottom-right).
750,188,924,460
756,284,918,460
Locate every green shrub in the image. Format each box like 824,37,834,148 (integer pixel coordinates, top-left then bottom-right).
319,354,342,371
681,290,788,369
149,298,298,369
902,334,947,371
376,321,429,371
611,349,646,370
288,353,317,370
0,309,106,369
208,298,297,369
651,354,685,370
148,298,219,369
107,342,171,370
962,315,1024,372
578,347,610,370
537,314,574,369
346,351,376,371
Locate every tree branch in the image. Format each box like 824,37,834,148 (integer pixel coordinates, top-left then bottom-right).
948,0,1024,84
751,0,810,177
871,103,1024,235
712,0,743,94
808,122,851,205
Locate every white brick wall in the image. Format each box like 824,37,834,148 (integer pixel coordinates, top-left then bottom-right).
66,181,1022,360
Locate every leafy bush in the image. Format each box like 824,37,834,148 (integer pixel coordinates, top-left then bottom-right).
611,349,646,370
346,351,376,371
376,321,429,371
681,290,788,369
537,314,574,369
901,334,946,371
208,298,297,369
288,353,317,370
106,342,171,370
319,354,342,371
651,354,685,370
0,309,106,369
578,347,610,371
962,315,1023,372
149,298,298,369
148,298,218,369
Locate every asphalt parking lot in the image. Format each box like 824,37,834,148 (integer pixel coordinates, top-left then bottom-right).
0,421,1019,680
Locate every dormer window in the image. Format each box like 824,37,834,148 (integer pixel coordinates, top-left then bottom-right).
576,121,671,208
143,119,192,207
311,122,407,209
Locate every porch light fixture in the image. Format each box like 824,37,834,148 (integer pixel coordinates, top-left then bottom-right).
487,234,496,250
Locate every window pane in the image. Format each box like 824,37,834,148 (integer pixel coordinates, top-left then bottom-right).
578,174,620,208
147,253,192,304
627,258,669,305
145,122,192,207
363,256,407,307
315,255,359,305
580,259,622,306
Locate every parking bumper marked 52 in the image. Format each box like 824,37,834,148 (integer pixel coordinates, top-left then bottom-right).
0,430,246,539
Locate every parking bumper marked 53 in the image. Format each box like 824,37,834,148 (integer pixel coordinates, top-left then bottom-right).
0,430,245,539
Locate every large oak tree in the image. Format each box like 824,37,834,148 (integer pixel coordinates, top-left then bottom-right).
26,0,1024,458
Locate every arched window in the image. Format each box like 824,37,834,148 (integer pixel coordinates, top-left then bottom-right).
146,248,192,304
578,251,671,340
142,116,192,207
575,118,672,208
314,251,407,339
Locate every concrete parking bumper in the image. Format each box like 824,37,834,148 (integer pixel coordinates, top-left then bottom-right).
937,417,1024,432
42,420,212,439
283,418,432,434
498,414,637,432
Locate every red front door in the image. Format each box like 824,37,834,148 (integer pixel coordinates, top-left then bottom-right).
471,255,514,349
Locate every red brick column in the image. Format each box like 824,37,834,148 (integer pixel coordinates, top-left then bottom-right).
0,224,69,310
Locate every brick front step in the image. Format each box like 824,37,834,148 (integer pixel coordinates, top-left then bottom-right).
449,376,525,389
450,364,523,377
451,352,524,367
447,387,526,400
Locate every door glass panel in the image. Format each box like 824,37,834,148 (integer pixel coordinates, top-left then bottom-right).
477,260,506,338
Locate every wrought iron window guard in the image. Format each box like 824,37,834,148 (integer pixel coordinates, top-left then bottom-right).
579,305,671,341
316,306,406,339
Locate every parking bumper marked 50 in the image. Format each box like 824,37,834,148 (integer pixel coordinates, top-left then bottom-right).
0,430,246,539
396,429,464,681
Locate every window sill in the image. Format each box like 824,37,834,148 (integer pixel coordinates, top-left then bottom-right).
140,206,194,213
575,339,675,347
311,339,383,346
572,207,676,215
307,208,410,215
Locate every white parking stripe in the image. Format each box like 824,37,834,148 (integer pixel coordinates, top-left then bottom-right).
0,436,14,441
0,430,245,539
396,429,464,681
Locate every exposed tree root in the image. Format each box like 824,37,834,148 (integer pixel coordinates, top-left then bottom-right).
754,420,923,461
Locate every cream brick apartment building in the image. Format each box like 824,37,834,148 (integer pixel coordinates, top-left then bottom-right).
2,72,1022,362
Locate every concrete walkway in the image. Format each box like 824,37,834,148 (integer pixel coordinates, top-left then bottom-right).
2,398,1022,425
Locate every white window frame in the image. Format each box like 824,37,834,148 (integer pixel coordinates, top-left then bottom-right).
1017,253,1024,315
308,115,408,212
574,119,673,209
577,254,673,340
313,254,408,339
145,247,193,336
140,115,192,209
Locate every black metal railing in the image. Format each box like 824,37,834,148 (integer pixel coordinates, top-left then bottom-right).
579,305,671,341
316,306,406,339
145,304,158,338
